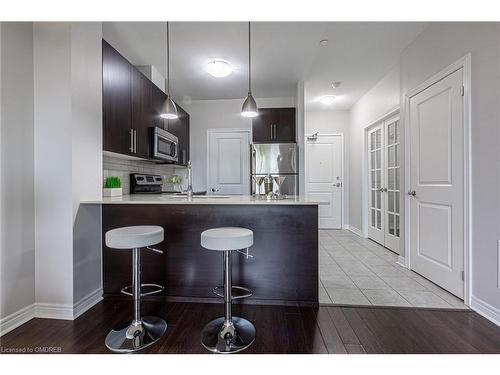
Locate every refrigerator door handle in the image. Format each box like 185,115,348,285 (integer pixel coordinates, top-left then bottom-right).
291,147,297,172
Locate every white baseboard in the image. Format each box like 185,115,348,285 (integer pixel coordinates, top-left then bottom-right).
0,289,103,336
343,224,363,237
470,295,500,327
0,304,35,336
34,303,74,320
397,256,406,268
73,288,103,319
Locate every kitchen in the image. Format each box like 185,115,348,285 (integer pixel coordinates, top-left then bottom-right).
2,17,500,361
93,24,319,352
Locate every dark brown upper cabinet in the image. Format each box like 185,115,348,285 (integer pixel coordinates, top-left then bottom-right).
151,83,167,131
131,68,152,159
102,40,133,155
252,107,296,143
102,39,190,165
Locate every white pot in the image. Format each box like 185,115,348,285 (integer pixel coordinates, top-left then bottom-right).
103,187,122,197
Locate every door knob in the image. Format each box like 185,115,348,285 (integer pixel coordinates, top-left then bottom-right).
211,188,219,192
408,190,416,197
334,183,342,187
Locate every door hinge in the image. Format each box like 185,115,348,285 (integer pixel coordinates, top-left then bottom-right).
461,270,465,281
461,85,465,96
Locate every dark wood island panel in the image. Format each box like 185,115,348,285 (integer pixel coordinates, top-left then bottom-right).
102,204,319,306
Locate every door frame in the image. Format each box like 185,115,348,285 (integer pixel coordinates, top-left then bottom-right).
403,54,471,305
362,107,400,239
206,128,251,195
304,132,345,229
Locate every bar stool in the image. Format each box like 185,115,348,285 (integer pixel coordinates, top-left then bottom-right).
200,227,256,353
104,225,167,353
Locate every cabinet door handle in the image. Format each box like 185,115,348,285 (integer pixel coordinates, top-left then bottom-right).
129,129,134,152
133,129,137,153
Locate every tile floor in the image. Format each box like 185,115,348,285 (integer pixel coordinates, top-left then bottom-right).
319,229,468,309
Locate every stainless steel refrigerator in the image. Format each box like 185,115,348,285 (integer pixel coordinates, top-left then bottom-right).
251,143,299,195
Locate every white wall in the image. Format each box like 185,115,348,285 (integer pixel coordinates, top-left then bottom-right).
305,110,350,223
348,65,400,233
71,23,103,305
34,22,74,311
400,23,500,320
180,96,296,192
0,23,35,321
296,82,305,195
34,22,103,315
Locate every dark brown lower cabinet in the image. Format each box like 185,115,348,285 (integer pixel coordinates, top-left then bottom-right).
102,204,319,306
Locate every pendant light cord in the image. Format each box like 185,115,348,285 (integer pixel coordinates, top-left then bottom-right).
248,21,251,93
166,21,170,95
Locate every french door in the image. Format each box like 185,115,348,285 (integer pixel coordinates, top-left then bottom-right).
367,115,401,253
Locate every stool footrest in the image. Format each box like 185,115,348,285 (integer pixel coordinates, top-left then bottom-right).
212,285,253,300
121,283,164,297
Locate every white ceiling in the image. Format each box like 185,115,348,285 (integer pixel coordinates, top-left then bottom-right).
103,22,427,111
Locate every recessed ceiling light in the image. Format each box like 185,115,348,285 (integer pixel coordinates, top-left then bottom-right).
331,81,341,88
320,95,336,105
319,39,329,46
205,59,233,78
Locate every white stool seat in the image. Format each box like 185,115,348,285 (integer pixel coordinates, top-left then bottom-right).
106,225,164,249
201,227,253,251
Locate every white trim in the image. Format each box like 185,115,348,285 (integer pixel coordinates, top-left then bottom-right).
344,224,363,238
361,106,400,238
404,53,472,307
206,128,251,195
73,288,103,319
397,256,407,268
0,289,103,336
304,133,345,229
0,304,35,336
470,295,500,327
34,303,74,320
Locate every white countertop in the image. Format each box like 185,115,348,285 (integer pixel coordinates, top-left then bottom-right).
81,194,326,206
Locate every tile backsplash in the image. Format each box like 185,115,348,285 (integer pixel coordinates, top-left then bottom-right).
103,154,187,194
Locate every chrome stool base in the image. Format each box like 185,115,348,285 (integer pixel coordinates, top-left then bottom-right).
201,316,256,354
105,316,167,353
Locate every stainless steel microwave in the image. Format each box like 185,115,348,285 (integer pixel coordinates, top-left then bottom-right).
151,127,178,163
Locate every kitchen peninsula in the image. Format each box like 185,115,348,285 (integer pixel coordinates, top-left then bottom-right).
82,195,320,306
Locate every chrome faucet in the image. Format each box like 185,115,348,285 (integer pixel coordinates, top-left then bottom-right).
186,160,194,199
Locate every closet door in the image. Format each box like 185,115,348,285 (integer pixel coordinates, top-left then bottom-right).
367,125,384,244
383,116,401,253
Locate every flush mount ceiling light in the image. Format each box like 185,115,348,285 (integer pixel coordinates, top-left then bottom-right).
320,95,336,105
241,22,258,118
205,59,233,78
319,39,329,46
160,21,178,120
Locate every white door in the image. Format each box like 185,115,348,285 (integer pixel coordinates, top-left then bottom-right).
367,116,401,253
384,116,401,252
207,130,250,195
305,135,343,229
408,68,464,298
368,125,385,244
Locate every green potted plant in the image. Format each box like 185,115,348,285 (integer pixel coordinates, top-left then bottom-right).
103,176,122,197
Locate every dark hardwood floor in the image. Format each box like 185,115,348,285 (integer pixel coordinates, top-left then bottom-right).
1,299,500,354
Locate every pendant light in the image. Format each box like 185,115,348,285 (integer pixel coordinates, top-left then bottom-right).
241,22,258,118
160,21,178,120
